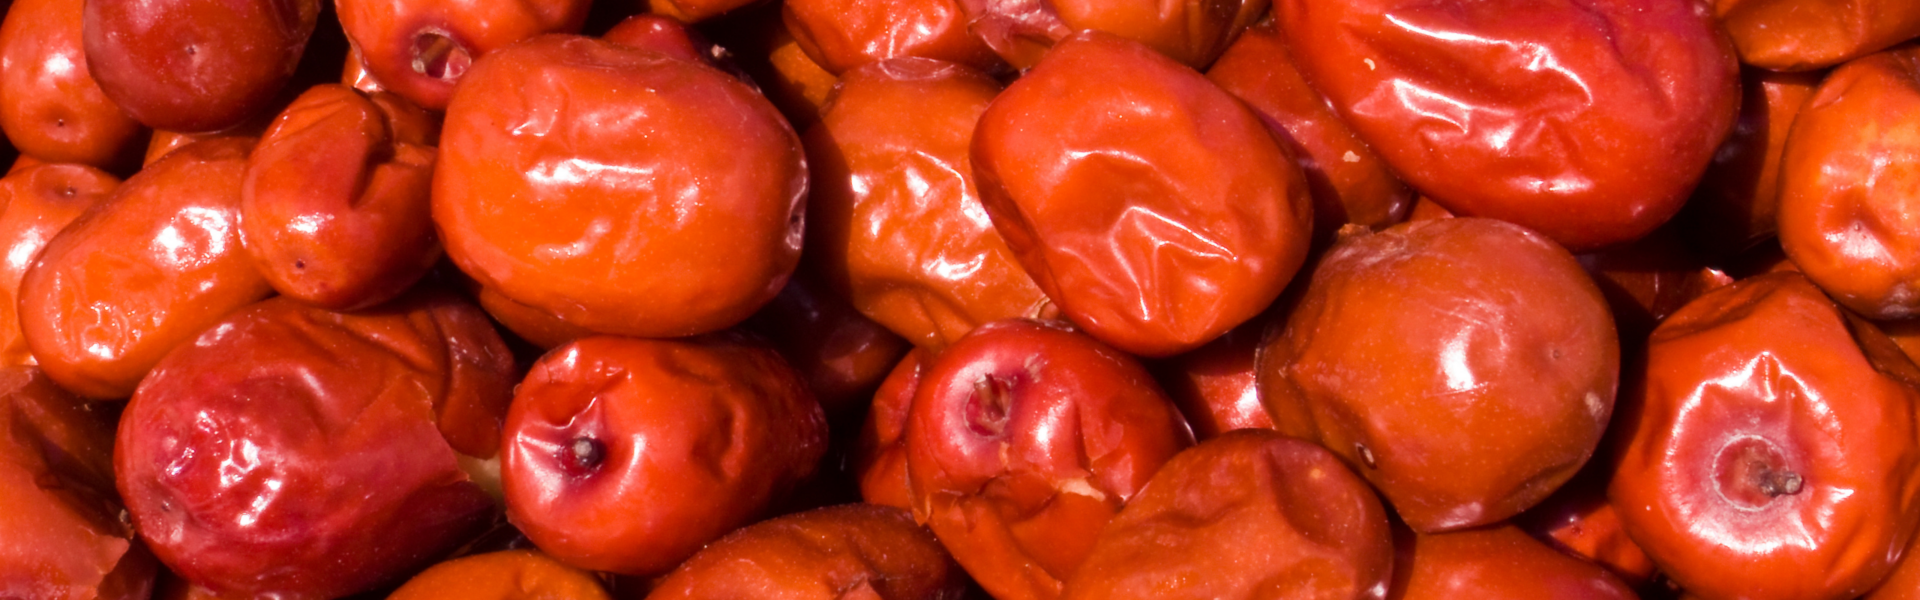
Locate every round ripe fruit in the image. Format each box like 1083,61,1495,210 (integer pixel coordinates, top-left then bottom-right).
20,138,272,399
435,34,806,339
972,31,1313,358
1777,46,1920,320
906,318,1192,600
82,0,318,132
1609,272,1920,600
115,292,516,598
1259,218,1618,532
0,0,145,167
500,334,827,577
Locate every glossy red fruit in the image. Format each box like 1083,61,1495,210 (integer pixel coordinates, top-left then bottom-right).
501,334,827,577
1276,0,1739,251
806,57,1052,351
435,35,806,339
242,84,439,310
972,31,1313,358
1061,430,1393,600
906,319,1192,600
1776,46,1920,320
83,0,320,132
0,0,145,168
0,163,118,367
1610,272,1920,600
116,291,516,598
1259,218,1618,532
19,138,273,399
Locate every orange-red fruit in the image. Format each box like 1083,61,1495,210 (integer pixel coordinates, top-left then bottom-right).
501,334,827,577
906,319,1192,600
20,138,272,399
1610,272,1920,600
972,31,1312,358
243,84,440,310
436,35,806,339
1276,0,1739,251
1259,218,1618,532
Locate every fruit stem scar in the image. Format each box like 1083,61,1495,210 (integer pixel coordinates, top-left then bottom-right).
568,437,604,472
1756,468,1804,497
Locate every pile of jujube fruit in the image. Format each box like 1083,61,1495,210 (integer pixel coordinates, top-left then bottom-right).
2,0,1920,598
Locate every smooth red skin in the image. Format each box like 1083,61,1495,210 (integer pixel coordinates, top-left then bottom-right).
602,14,712,64
1609,272,1920,600
242,84,439,310
648,504,968,599
783,0,1001,75
82,0,317,132
501,335,827,577
0,164,118,367
1061,430,1392,600
115,292,514,599
1513,464,1658,588
19,138,274,399
0,367,157,600
1388,525,1636,600
1205,19,1411,245
742,271,912,416
905,319,1194,600
1777,48,1920,320
1717,0,1920,71
0,0,144,167
808,58,1053,352
855,349,923,510
1258,218,1619,532
973,32,1312,358
957,0,1264,70
647,0,757,23
436,35,806,339
336,0,589,111
1277,0,1739,252
1681,68,1824,258
1148,320,1275,441
388,550,611,600
1575,225,1737,345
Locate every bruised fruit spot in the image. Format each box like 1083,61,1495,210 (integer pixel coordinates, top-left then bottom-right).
411,32,472,81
